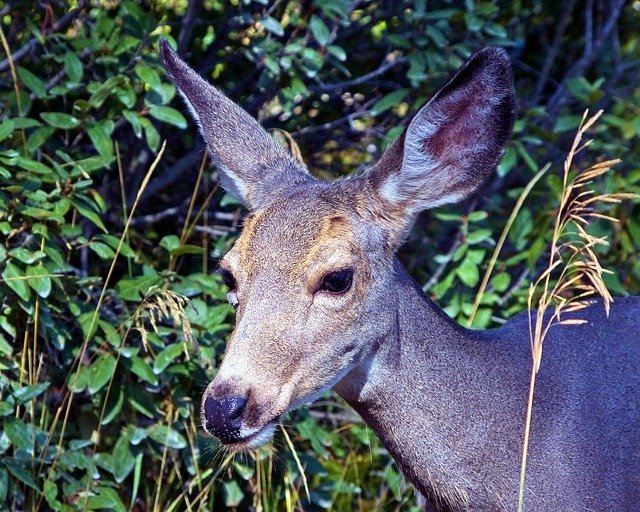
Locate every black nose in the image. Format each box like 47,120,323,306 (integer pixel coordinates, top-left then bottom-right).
202,395,248,443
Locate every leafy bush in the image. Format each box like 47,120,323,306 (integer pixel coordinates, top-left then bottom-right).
1,1,638,510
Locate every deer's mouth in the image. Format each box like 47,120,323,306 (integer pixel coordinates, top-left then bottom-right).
220,421,277,452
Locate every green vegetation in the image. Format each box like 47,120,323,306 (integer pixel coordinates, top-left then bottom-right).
0,1,638,510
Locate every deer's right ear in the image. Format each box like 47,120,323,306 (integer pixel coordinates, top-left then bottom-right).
160,40,312,211
363,47,515,246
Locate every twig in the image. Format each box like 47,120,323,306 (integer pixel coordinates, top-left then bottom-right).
290,97,376,137
310,56,407,94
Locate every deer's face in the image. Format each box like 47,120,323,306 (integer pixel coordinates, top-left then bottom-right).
160,41,514,449
205,190,396,449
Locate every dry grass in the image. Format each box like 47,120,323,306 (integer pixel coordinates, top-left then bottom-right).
517,110,635,510
133,287,195,353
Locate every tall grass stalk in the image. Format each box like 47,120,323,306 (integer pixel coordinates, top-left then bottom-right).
467,163,550,326
517,110,633,511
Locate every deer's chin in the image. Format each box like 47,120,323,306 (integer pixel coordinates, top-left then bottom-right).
221,422,277,452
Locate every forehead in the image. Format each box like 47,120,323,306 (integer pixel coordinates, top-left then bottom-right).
227,193,356,272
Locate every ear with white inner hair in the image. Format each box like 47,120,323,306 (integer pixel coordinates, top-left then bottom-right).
363,47,515,245
160,40,313,212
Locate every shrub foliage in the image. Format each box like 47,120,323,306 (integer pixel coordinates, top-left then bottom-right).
1,1,639,510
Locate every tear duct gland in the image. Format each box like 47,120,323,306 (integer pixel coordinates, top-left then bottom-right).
160,41,640,511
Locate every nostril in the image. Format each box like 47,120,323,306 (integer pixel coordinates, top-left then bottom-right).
224,396,248,420
202,394,249,442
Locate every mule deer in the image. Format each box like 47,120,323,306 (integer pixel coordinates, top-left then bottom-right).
160,41,640,511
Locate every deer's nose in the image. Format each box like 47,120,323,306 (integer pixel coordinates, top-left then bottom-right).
202,395,248,443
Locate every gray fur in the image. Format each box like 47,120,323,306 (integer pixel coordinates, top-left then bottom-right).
161,43,640,511
160,40,313,211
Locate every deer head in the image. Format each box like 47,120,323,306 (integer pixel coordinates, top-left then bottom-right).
160,41,515,450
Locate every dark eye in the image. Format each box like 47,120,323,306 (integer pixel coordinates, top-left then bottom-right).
320,269,353,294
218,268,236,290
217,267,239,307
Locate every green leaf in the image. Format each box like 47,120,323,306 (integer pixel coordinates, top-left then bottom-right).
18,66,46,97
147,423,187,449
153,343,184,374
63,52,83,83
466,229,493,245
84,487,126,512
491,272,511,293
148,105,187,128
159,235,180,252
101,388,124,425
87,123,114,157
72,198,108,232
87,354,116,394
14,155,52,175
467,211,488,222
41,112,79,129
111,435,135,482
89,241,115,259
135,64,161,88
43,480,62,510
130,356,158,385
0,120,15,142
0,331,13,355
261,16,284,36
26,264,52,298
78,312,99,342
3,459,40,492
327,45,346,61
12,382,49,404
139,117,159,151
11,118,41,129
223,480,244,507
88,76,127,108
2,262,31,301
123,110,142,138
95,233,135,257
370,89,409,116
456,258,479,287
26,126,55,152
115,275,163,301
310,15,331,46
4,417,31,450
8,248,46,264
464,12,483,31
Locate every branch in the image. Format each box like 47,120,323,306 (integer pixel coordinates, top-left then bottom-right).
531,0,578,105
543,0,625,124
309,56,407,94
177,0,203,54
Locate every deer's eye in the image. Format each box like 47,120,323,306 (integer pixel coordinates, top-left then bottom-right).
218,268,236,290
217,268,239,307
319,269,353,294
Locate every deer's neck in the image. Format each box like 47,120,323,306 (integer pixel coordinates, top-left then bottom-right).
334,259,524,511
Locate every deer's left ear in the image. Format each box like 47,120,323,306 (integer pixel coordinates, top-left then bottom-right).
363,47,515,241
